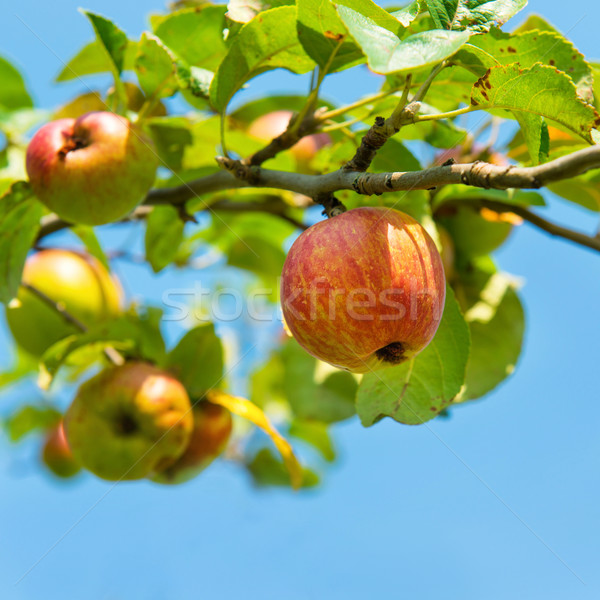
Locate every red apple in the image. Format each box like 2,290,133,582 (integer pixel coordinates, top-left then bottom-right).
248,110,330,165
64,362,193,481
281,207,446,373
152,400,233,485
42,421,81,479
26,111,158,225
5,249,123,357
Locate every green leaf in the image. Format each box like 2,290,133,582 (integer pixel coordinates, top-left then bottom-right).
154,6,229,71
147,116,194,172
40,309,167,384
72,226,110,271
145,205,185,273
4,405,61,442
210,6,316,112
468,28,594,102
337,6,470,74
425,0,527,33
0,350,38,390
0,55,33,111
226,0,295,24
471,64,600,143
391,1,423,27
247,448,320,488
296,0,364,73
356,288,470,426
55,40,138,82
433,185,545,208
454,262,525,401
512,13,559,35
80,10,129,75
548,170,600,212
281,339,358,423
135,33,178,99
513,112,548,165
336,0,407,33
165,323,224,398
0,182,43,304
371,137,422,172
289,420,336,461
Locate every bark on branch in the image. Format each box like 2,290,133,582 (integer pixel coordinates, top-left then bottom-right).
36,145,600,252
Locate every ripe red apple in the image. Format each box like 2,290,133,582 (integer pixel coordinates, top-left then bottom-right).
5,249,123,357
152,401,232,485
26,111,158,225
64,362,193,481
42,421,81,479
281,207,446,373
248,110,331,165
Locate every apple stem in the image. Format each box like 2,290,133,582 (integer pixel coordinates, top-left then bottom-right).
315,193,347,218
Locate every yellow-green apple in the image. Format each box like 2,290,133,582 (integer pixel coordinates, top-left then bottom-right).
64,362,193,481
26,111,158,225
437,206,521,258
248,110,330,166
152,400,232,485
41,421,81,479
5,249,123,357
281,207,446,373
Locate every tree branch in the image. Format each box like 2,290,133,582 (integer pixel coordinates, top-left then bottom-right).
35,145,600,252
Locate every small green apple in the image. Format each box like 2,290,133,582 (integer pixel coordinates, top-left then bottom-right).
5,249,123,357
64,362,193,481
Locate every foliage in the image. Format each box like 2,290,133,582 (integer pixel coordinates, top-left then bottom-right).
0,0,598,489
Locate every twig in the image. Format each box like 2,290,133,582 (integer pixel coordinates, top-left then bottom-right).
22,283,125,366
474,199,600,253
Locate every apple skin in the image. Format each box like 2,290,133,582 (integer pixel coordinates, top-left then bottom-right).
64,362,193,481
26,111,158,225
281,207,446,373
5,249,123,357
152,401,232,485
42,421,81,479
248,110,330,165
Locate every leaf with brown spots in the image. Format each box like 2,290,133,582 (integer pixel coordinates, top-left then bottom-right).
468,28,594,102
471,64,600,143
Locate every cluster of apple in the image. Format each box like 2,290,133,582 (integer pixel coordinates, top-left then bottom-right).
13,107,501,482
7,249,231,484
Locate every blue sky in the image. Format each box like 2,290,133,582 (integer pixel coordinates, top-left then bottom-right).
1,1,600,598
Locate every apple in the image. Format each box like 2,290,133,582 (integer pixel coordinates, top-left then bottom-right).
64,362,193,481
281,207,446,373
5,249,123,357
248,110,331,165
42,421,81,479
26,111,158,225
152,400,232,485
437,206,519,258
